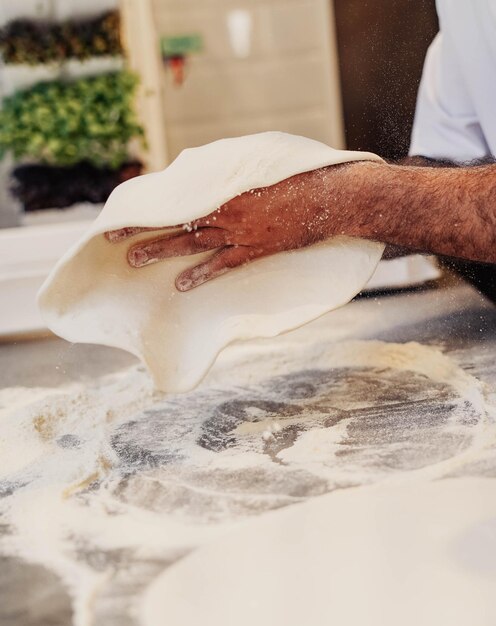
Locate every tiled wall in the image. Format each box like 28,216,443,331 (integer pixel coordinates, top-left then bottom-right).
151,0,344,160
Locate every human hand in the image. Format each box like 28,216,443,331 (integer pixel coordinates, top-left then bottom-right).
105,161,380,291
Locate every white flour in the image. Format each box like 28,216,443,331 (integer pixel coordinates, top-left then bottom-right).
0,334,495,625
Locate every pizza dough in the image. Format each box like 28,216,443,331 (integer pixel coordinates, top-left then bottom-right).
142,478,496,626
38,132,384,392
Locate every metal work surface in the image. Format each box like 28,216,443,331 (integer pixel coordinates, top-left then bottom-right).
1,279,496,625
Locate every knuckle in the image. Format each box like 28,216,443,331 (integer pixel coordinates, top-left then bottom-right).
193,233,215,251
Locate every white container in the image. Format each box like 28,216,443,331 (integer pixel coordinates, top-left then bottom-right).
62,56,124,80
54,0,118,21
1,56,124,99
0,0,118,25
1,64,60,97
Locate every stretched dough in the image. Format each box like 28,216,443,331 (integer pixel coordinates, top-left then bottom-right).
38,132,384,392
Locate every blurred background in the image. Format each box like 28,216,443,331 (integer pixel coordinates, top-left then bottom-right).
0,0,439,336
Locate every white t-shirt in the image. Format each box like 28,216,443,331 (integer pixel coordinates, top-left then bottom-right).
410,0,496,161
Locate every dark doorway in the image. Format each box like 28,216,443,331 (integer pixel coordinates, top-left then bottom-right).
334,0,439,160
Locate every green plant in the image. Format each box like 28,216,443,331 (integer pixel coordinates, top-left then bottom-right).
0,11,122,65
0,71,144,168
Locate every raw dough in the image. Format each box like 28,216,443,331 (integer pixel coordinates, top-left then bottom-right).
38,132,384,392
142,478,496,626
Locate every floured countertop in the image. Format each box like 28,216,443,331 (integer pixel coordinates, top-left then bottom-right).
1,278,496,626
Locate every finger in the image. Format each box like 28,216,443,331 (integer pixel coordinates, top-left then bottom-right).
128,228,229,268
106,199,235,243
176,246,261,291
105,226,170,243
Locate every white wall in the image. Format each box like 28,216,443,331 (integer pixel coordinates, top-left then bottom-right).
0,0,51,26
151,0,344,160
0,0,118,26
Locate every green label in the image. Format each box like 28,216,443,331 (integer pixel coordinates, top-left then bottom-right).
160,34,203,57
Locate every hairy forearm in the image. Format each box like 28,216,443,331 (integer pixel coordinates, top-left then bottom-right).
323,161,496,264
